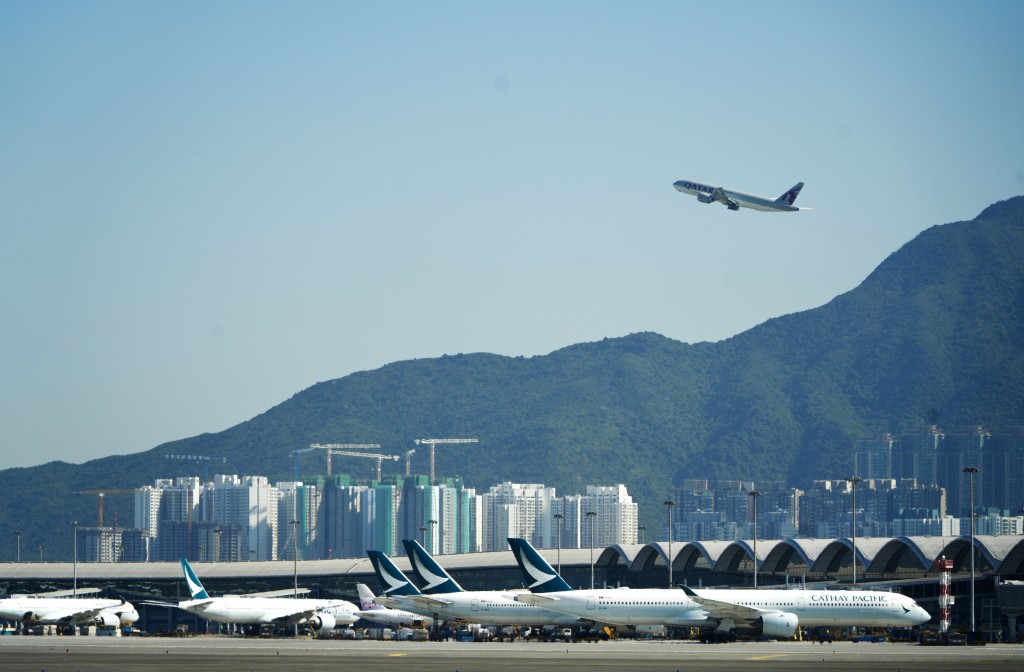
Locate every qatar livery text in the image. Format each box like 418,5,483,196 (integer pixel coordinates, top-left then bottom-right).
674,179,809,212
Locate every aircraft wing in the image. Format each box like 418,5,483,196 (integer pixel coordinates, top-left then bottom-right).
36,600,128,625
403,594,454,607
247,588,311,598
680,587,759,624
513,593,559,605
141,600,182,610
711,187,739,210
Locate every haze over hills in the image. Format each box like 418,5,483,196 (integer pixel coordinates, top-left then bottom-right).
2,196,1023,562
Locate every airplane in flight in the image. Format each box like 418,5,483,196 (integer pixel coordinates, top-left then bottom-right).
508,537,930,641
355,583,433,629
673,179,809,212
0,589,139,630
366,544,580,627
143,558,359,636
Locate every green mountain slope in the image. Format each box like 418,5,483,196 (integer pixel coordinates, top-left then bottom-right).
3,196,1022,561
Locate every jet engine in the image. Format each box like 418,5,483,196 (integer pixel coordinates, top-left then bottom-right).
697,192,715,204
21,611,40,623
95,612,121,627
756,612,799,639
309,612,337,637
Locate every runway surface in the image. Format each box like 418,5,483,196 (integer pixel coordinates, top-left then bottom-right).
2,636,1023,672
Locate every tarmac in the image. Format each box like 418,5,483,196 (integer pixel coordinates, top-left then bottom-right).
2,636,1023,672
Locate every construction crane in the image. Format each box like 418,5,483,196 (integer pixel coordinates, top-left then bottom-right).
414,438,478,485
330,450,400,480
308,443,382,476
404,448,416,476
163,454,228,482
75,489,135,528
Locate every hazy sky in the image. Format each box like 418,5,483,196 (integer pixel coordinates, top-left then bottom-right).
2,1,1022,470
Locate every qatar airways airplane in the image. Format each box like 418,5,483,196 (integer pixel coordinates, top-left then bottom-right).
508,537,929,641
673,179,809,212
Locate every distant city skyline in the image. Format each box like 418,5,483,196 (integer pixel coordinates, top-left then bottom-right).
2,2,1023,470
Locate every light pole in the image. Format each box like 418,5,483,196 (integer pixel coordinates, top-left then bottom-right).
428,519,438,554
748,490,761,587
964,465,978,634
846,476,862,585
586,511,597,589
72,520,79,596
639,525,645,545
420,526,427,547
553,513,564,577
38,544,44,562
214,528,222,562
291,519,300,597
663,500,676,588
14,530,21,563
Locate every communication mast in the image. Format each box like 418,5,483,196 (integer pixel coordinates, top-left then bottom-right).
414,438,478,485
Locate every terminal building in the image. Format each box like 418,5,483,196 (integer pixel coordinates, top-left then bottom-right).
3,533,1024,641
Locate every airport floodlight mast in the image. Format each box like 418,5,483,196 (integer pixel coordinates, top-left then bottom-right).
308,443,382,476
414,438,479,485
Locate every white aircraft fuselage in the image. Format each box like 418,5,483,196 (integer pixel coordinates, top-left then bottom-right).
381,590,582,627
174,596,359,626
0,597,140,626
673,179,807,212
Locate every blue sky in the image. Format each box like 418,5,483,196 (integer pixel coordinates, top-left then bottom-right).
2,1,1022,469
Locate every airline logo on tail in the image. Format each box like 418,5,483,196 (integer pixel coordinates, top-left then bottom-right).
402,540,462,594
367,551,421,596
507,538,573,593
779,182,803,206
179,558,210,600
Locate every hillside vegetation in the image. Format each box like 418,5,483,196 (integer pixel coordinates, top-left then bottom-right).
3,196,1022,560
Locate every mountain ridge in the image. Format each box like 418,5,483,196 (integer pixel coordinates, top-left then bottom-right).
2,195,1022,561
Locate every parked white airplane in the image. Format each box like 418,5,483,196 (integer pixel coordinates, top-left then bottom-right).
508,538,930,641
355,583,433,628
367,544,580,627
673,179,809,211
0,590,139,628
143,559,359,636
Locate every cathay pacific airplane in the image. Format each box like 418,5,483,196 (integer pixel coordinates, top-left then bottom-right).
367,545,580,627
143,559,359,636
0,590,139,629
673,179,809,212
355,583,433,628
508,538,929,641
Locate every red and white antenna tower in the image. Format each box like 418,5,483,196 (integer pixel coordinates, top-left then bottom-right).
934,555,954,633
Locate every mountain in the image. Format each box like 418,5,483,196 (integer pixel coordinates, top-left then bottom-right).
3,196,1023,561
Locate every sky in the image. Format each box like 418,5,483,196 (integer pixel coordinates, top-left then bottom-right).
2,1,1022,470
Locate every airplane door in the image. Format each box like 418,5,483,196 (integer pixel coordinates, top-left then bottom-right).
471,599,479,612
798,597,806,612
587,596,596,612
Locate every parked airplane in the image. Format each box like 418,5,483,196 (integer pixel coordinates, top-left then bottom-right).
367,545,580,627
0,590,139,629
355,583,433,629
143,558,359,636
508,537,930,641
673,179,809,212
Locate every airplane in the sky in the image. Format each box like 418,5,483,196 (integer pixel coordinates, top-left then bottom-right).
0,589,139,630
508,537,930,641
673,179,809,212
143,558,359,636
355,583,434,629
366,544,581,627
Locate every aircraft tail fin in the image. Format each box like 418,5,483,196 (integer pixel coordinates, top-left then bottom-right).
367,550,422,596
776,182,804,205
355,583,377,610
507,537,574,593
179,558,210,600
402,539,463,594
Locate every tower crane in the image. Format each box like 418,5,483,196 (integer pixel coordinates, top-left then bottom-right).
163,454,228,483
75,489,136,528
414,438,478,485
308,443,382,476
330,450,400,480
